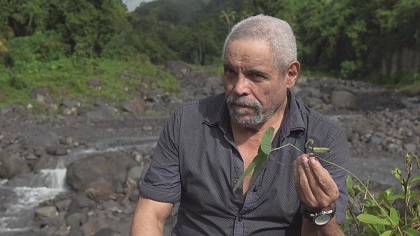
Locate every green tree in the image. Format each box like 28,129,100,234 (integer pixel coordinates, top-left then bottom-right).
219,9,236,33
0,0,128,60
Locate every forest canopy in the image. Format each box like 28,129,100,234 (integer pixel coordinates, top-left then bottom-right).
0,0,419,84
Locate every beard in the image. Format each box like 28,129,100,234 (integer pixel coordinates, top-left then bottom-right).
227,95,275,127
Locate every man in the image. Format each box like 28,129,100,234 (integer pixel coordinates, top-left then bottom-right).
131,15,350,235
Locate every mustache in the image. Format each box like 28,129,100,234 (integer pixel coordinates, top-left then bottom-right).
226,96,261,109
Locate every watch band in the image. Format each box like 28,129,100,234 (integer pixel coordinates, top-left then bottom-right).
302,203,336,226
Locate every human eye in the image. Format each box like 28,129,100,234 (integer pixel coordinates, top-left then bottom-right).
248,70,266,81
224,65,236,75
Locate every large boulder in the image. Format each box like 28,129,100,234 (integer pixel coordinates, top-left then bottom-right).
165,60,191,79
330,90,357,109
0,152,31,179
65,153,137,202
121,98,146,114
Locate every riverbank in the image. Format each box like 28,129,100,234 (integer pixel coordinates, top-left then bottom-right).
0,61,419,235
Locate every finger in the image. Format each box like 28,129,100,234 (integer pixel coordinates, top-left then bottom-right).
294,154,316,205
308,158,339,200
301,155,325,207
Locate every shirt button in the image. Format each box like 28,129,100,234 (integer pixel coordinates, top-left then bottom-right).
238,215,243,222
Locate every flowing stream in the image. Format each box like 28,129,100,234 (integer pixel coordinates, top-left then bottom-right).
0,169,67,234
0,137,158,235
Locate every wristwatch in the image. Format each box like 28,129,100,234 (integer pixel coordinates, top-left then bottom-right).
302,203,336,226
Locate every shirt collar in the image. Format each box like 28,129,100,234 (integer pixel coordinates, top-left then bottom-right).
282,90,306,136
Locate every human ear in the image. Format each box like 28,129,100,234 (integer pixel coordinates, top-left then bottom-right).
286,61,300,88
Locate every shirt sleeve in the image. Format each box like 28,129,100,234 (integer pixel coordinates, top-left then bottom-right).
139,109,182,203
319,127,351,225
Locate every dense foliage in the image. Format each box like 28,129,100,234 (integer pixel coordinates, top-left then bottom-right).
0,0,419,107
128,0,419,82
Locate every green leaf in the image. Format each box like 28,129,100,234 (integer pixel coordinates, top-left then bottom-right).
380,230,392,236
387,193,404,201
346,176,355,197
389,207,399,227
412,154,420,168
260,127,274,155
404,228,420,236
391,167,402,180
232,127,274,193
249,153,266,185
384,187,395,197
409,176,420,185
312,147,331,153
233,157,258,192
356,214,392,225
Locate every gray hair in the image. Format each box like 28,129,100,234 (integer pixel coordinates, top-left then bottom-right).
222,15,297,75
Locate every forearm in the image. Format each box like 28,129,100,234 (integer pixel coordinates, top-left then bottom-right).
301,217,344,236
130,198,172,236
130,215,165,236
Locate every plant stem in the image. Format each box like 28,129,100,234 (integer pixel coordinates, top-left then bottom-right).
271,143,401,234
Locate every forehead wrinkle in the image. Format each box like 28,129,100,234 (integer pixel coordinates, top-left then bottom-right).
223,39,277,79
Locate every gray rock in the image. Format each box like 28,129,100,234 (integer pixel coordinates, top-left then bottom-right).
121,98,146,113
203,75,224,95
30,87,57,109
330,90,357,109
67,194,94,213
45,145,69,156
66,212,87,229
94,228,121,236
87,78,102,90
68,229,83,236
85,106,119,120
0,152,31,179
80,217,111,236
165,60,191,79
35,206,58,219
66,154,137,198
55,199,72,211
404,143,417,153
33,154,61,171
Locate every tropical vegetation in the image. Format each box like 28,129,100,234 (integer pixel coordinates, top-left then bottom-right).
1,0,419,107
0,0,419,234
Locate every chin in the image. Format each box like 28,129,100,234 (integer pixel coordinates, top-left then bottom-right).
234,116,265,127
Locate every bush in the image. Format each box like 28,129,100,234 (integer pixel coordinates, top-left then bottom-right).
100,32,137,60
8,31,68,64
340,60,361,80
344,153,420,235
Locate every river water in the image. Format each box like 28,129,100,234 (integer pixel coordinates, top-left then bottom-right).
0,136,159,235
0,169,67,235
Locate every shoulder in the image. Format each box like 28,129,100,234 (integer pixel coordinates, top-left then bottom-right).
295,96,344,131
290,95,347,146
173,93,226,122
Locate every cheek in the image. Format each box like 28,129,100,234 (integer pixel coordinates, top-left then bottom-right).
261,87,283,106
223,78,234,92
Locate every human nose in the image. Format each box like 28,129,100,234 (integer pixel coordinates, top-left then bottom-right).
231,73,250,96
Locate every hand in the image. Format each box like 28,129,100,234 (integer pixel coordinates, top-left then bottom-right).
293,153,339,211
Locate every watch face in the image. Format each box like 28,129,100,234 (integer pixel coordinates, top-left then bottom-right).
314,214,332,225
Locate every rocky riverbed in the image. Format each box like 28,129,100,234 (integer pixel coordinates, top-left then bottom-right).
0,61,419,235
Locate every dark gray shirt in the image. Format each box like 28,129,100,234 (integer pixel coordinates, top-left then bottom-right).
139,92,350,235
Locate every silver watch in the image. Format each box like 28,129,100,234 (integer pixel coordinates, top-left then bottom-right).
302,203,336,226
